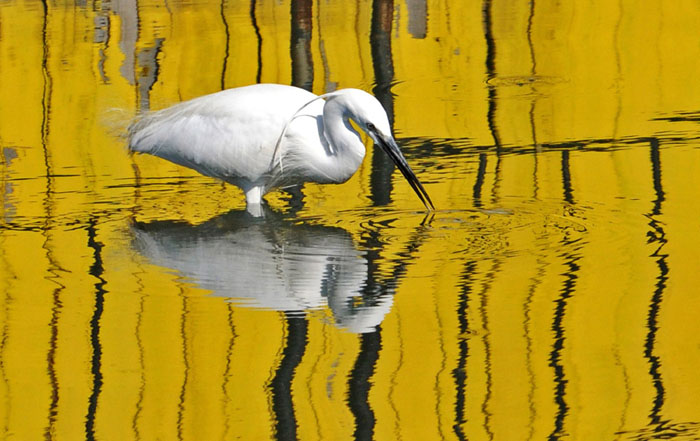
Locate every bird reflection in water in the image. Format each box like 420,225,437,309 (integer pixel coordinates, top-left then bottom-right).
130,207,396,333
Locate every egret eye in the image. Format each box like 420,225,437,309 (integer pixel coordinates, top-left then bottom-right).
366,122,376,132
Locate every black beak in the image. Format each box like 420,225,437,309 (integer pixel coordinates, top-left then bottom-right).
375,133,435,211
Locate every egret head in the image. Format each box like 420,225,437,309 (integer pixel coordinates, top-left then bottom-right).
326,89,435,211
326,89,392,141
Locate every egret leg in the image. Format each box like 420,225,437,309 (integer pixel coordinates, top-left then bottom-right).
245,186,264,217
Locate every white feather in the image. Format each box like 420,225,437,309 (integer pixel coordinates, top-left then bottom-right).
127,83,432,214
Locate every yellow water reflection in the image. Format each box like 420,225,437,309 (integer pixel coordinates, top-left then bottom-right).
2,0,700,440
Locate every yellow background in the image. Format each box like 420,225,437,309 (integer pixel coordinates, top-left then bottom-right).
1,0,700,439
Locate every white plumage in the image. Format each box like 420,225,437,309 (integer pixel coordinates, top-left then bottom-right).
131,211,394,333
128,83,433,214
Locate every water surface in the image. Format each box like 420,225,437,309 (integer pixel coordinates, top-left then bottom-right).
1,1,700,440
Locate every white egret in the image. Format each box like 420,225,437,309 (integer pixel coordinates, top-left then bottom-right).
128,84,434,214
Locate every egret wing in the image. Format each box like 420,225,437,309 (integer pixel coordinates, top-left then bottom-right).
128,85,319,183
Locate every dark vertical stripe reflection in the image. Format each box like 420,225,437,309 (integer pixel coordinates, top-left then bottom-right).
473,153,487,208
649,138,665,215
270,315,308,441
645,138,667,426
561,150,574,204
527,0,539,150
482,0,502,150
220,0,230,90
176,296,190,441
250,0,263,83
345,206,430,438
286,0,314,210
39,2,60,438
548,253,579,440
132,295,146,440
45,289,61,441
452,261,476,440
348,329,382,441
290,0,313,92
85,218,106,441
40,0,53,179
645,246,668,426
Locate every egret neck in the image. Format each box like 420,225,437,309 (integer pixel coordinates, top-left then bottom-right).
316,94,367,184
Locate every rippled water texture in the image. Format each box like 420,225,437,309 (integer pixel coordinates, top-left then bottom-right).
2,1,700,440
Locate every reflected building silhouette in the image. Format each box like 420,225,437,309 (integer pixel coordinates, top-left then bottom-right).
369,0,397,208
110,0,138,86
130,209,395,334
290,0,314,92
285,0,315,211
1,147,17,223
136,39,164,112
405,0,427,39
106,0,162,112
